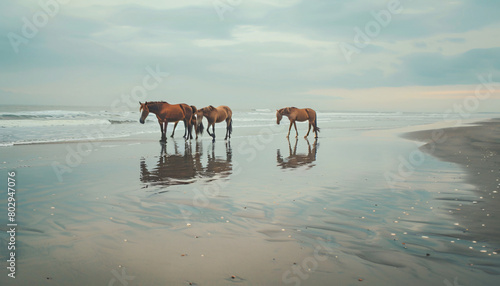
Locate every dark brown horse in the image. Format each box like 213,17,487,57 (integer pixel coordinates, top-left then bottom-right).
139,101,193,142
276,107,320,138
171,105,198,139
195,105,232,142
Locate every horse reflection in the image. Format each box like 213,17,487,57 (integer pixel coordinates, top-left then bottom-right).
277,138,318,169
140,140,232,189
206,142,232,177
140,140,197,187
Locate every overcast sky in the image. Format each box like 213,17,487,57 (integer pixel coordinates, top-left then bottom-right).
1,0,499,111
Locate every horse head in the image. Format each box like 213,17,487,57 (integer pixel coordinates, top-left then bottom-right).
139,102,149,124
195,108,205,134
276,109,283,125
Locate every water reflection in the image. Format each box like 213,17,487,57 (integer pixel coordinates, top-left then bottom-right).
277,138,318,169
140,140,232,189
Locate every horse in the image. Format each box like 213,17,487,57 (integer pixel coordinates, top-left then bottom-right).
195,105,232,142
171,105,198,139
139,101,193,142
276,107,320,138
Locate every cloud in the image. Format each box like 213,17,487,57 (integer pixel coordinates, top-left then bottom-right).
1,0,499,110
393,47,500,86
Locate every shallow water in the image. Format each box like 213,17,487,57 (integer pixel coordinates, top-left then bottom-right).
0,112,499,285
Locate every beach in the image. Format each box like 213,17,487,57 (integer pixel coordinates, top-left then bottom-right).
1,111,500,285
403,119,500,245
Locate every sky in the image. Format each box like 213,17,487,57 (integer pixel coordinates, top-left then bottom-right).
1,0,500,112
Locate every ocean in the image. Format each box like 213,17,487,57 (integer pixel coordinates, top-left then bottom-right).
1,105,497,147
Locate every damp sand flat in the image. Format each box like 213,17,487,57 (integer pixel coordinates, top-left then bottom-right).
0,121,499,285
402,119,500,244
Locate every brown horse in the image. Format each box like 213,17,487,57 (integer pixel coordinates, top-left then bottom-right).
139,101,193,142
171,105,198,139
276,107,320,138
195,105,232,142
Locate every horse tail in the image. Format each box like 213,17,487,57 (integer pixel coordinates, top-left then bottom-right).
190,105,197,114
225,106,232,135
313,112,320,133
306,108,320,133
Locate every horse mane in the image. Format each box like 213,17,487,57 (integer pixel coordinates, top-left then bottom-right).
146,101,169,105
145,101,168,113
279,107,297,114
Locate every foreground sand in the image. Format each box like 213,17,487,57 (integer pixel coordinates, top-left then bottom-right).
0,120,499,285
403,118,500,244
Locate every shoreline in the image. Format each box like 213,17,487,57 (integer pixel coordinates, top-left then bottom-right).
403,118,500,244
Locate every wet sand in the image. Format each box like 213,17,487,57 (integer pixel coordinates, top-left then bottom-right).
1,121,499,285
403,119,500,244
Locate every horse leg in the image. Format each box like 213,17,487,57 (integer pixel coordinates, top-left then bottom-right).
224,120,229,140
305,121,312,138
182,120,188,139
164,121,168,142
159,122,166,142
206,123,215,142
206,123,212,137
186,119,193,140
188,120,193,140
171,121,178,138
293,122,298,138
287,121,293,138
